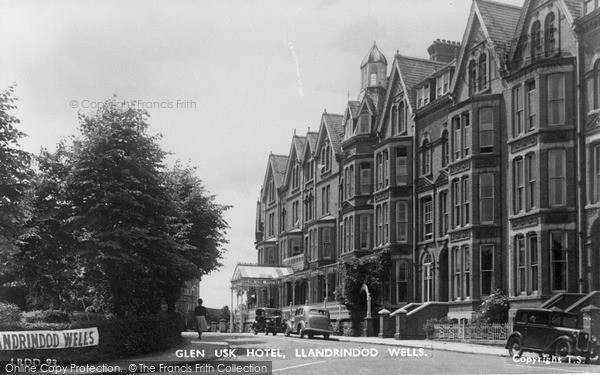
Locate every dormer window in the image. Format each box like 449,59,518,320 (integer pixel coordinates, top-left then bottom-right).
358,113,370,134
584,0,598,15
469,60,477,94
268,177,275,203
478,54,488,90
437,72,450,97
531,21,542,61
320,142,331,173
399,102,406,134
391,105,398,135
417,84,430,108
468,52,489,94
545,13,557,55
292,164,300,189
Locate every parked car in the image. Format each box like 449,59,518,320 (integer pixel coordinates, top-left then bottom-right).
252,308,284,335
506,308,596,362
284,306,331,339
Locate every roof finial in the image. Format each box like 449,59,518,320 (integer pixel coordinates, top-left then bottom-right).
294,128,297,136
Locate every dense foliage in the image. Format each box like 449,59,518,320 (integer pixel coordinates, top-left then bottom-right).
473,289,510,323
336,249,391,332
0,309,182,362
9,96,229,316
0,87,32,306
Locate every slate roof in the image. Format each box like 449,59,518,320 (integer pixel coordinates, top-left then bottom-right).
305,132,319,154
561,0,581,21
348,101,360,117
476,0,522,45
292,135,306,162
322,113,344,154
396,55,447,110
269,154,288,188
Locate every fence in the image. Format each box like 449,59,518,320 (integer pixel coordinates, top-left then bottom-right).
433,323,512,342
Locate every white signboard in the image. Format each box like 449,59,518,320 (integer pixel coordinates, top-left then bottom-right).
0,328,99,350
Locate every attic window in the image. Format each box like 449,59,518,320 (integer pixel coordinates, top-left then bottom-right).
531,21,542,61
437,72,450,97
545,13,557,55
417,84,430,108
358,113,370,134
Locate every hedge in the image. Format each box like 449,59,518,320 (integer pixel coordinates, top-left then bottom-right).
0,313,183,362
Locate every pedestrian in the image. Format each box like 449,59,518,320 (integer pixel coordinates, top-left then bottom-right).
194,298,208,339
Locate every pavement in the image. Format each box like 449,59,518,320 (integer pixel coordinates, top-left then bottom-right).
119,330,506,366
67,331,508,374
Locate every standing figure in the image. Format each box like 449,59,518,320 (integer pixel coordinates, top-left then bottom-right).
194,298,208,339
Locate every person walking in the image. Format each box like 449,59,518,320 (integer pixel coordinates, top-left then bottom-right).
194,298,208,339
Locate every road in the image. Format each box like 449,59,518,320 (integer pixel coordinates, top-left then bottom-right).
148,333,600,375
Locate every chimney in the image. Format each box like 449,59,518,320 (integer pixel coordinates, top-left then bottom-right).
427,39,461,63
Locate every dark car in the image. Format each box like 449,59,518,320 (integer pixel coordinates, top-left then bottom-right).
506,308,596,362
284,306,331,339
252,308,284,335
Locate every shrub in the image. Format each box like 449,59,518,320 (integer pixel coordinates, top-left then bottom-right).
473,289,510,324
0,302,22,322
0,313,183,362
422,318,439,339
22,310,71,323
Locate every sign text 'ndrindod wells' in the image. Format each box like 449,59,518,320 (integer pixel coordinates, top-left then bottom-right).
0,328,98,350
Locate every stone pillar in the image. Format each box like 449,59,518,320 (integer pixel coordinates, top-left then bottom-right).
292,280,296,305
378,309,392,338
391,308,407,340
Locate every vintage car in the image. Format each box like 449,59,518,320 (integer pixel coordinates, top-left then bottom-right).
284,306,331,339
506,308,597,362
252,308,284,335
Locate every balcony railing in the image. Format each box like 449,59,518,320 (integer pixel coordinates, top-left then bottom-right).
282,254,305,271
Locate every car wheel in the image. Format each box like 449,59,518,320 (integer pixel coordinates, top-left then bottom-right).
507,337,523,358
299,325,304,339
324,333,330,340
273,332,277,336
308,333,314,339
554,340,571,359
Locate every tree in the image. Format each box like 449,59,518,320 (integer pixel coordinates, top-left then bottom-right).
15,97,229,315
220,305,231,321
0,86,32,306
473,289,510,324
335,249,391,334
16,143,85,309
0,86,31,240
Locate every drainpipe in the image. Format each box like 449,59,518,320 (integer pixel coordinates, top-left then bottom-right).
575,30,587,294
411,115,418,303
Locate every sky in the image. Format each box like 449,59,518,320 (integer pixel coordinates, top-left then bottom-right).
1,0,523,310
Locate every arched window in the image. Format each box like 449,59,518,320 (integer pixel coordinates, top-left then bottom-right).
441,130,449,167
369,66,378,86
358,113,370,134
422,253,434,302
422,139,431,176
545,13,557,55
468,60,477,94
531,21,542,61
399,102,406,134
391,105,398,135
478,53,488,90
